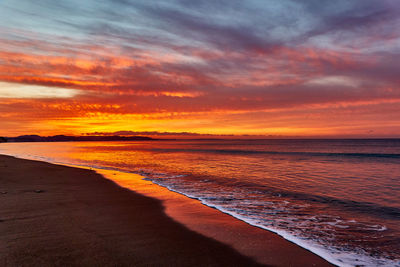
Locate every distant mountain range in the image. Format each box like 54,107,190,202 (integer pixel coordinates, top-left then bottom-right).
0,135,154,143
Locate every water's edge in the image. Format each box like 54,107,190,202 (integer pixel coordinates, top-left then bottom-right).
1,153,340,266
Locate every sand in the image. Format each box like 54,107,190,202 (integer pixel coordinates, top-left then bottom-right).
0,155,334,266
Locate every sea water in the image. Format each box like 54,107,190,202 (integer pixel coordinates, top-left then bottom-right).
1,139,399,266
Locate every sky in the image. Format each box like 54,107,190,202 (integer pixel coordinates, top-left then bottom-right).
0,0,399,137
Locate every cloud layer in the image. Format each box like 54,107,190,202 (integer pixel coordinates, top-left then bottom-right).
0,0,399,136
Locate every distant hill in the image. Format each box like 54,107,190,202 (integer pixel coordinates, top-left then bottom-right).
0,137,7,143
4,135,154,142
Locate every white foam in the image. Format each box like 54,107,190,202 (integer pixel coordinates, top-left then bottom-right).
146,177,399,267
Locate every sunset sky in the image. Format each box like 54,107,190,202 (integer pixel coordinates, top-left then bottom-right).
0,0,399,137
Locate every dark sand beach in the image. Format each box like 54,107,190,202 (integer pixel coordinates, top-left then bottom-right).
0,155,333,266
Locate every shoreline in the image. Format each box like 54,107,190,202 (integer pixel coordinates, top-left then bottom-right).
0,154,333,266
95,168,335,266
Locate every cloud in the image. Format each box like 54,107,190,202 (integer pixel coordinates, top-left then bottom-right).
0,0,399,136
0,82,83,99
306,76,360,87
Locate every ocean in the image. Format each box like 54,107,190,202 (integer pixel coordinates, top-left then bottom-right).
1,139,399,266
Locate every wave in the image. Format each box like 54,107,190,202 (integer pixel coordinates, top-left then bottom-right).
275,189,400,220
145,170,400,220
133,148,400,159
143,173,400,267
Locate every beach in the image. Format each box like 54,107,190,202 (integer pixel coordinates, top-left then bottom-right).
0,154,333,266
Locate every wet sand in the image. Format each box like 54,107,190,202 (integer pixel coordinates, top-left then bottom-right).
0,155,333,266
